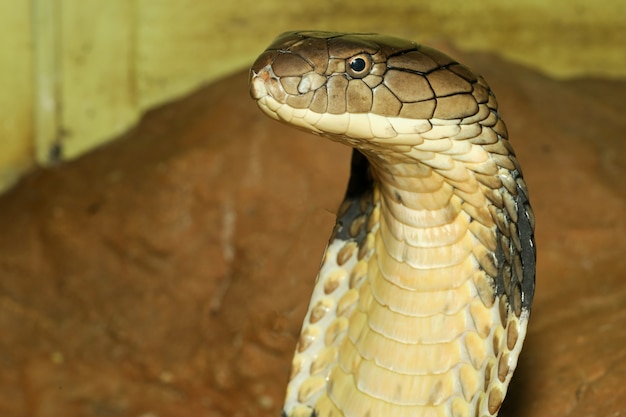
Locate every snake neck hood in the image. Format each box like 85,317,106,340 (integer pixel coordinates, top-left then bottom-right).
250,31,535,417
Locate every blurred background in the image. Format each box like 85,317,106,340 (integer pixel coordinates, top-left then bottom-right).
0,1,625,417
1,0,624,193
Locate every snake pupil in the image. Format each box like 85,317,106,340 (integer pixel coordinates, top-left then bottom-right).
350,58,366,72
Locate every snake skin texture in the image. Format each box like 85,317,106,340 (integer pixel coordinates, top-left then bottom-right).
249,31,535,417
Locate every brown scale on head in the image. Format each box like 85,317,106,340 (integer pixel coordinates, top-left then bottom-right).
250,31,535,417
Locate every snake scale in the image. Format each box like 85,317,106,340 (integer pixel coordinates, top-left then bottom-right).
249,31,535,417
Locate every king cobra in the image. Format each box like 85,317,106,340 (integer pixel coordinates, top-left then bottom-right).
249,31,535,417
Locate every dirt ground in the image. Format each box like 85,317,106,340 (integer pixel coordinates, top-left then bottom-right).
1,47,625,417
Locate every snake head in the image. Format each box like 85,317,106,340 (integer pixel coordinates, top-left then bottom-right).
250,31,494,148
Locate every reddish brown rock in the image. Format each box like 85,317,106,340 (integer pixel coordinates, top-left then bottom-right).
0,50,625,417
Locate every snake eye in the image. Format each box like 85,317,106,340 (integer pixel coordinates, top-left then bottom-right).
346,54,372,79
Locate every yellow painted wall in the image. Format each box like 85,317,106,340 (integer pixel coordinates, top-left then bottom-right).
58,0,139,159
0,1,34,192
0,0,624,194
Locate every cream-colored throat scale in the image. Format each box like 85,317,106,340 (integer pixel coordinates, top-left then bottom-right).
249,31,536,417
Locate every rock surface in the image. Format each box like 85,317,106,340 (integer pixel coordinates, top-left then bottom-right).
1,49,625,417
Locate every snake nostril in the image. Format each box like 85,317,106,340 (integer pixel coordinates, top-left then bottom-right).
249,70,270,100
259,69,271,82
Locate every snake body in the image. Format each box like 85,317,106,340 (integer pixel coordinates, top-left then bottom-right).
249,31,535,417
